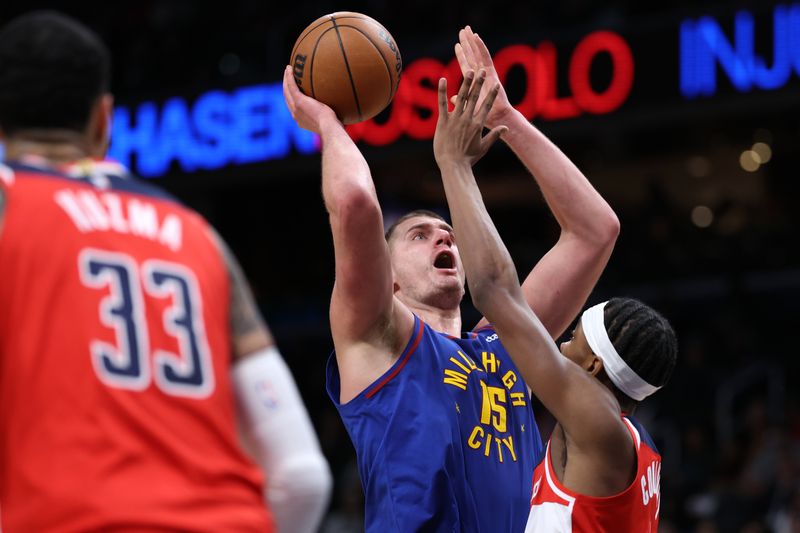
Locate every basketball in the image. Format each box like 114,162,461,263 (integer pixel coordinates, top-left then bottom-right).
290,12,402,124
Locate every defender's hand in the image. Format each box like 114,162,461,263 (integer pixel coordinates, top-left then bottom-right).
453,26,513,129
283,65,340,134
434,70,507,168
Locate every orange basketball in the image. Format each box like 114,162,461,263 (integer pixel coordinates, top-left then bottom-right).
290,12,402,124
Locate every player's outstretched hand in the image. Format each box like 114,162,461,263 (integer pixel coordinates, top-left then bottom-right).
434,69,507,169
454,26,512,128
283,65,340,134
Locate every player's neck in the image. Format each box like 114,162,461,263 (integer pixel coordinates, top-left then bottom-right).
4,130,93,166
405,301,462,336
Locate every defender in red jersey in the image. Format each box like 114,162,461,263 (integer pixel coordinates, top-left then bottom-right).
527,416,663,532
432,46,677,532
0,11,330,532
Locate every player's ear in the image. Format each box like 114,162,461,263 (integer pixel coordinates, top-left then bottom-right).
586,355,604,377
89,93,113,157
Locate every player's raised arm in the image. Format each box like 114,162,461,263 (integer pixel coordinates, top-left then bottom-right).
454,27,620,338
434,72,630,472
283,67,413,401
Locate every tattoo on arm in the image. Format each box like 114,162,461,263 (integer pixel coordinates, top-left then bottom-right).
227,251,267,339
210,229,271,354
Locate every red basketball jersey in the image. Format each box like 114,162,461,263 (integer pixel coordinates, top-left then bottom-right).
0,159,273,532
526,416,661,532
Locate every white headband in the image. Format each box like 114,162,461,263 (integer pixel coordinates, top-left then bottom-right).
580,301,660,402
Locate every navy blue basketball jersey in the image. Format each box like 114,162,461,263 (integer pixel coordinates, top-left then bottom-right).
327,315,544,532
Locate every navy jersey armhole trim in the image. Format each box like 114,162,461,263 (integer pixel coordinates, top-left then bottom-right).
364,316,424,399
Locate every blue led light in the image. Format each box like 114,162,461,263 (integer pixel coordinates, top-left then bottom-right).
109,82,319,178
680,3,800,98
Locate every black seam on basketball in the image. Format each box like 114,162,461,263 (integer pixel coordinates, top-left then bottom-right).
331,17,363,121
310,28,341,99
292,15,357,64
292,22,325,69
293,16,336,57
341,18,402,93
291,15,392,77
337,24,396,106
293,15,368,53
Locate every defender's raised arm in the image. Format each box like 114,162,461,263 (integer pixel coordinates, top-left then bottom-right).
455,27,620,338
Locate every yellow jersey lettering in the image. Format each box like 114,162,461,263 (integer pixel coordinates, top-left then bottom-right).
466,425,519,463
456,350,478,370
495,436,505,463
510,392,527,407
482,351,499,373
501,435,517,462
468,426,484,449
449,355,475,375
502,370,517,389
479,381,508,432
443,369,469,391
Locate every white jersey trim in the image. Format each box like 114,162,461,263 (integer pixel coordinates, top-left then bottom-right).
622,416,642,450
543,440,577,511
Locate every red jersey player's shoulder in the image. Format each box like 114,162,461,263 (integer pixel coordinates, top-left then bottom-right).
3,159,215,253
6,159,182,207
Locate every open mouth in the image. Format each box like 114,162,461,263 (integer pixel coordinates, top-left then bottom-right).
434,251,455,270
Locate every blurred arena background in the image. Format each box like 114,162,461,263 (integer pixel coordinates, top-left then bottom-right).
2,1,799,531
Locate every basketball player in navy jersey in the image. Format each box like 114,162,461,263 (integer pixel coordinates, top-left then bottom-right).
283,24,619,531
435,59,677,532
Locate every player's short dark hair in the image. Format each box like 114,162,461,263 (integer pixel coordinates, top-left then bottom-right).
0,11,110,135
603,297,677,404
385,209,449,242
